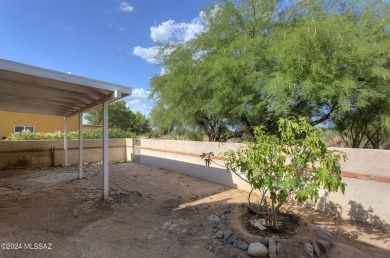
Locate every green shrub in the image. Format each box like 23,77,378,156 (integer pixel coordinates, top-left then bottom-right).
202,117,347,228
185,130,205,141
7,129,136,141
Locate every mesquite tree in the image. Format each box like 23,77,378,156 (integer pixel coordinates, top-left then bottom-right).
151,0,390,145
202,117,347,228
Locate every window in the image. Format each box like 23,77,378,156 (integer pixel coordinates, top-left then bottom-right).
14,126,34,133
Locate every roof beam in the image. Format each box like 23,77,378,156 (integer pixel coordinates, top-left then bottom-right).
0,78,100,103
0,103,69,116
66,90,126,118
0,81,92,105
0,94,86,110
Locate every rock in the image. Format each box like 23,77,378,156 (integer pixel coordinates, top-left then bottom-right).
226,233,239,244
168,224,178,231
115,190,128,195
200,235,210,241
223,230,233,241
181,219,190,225
215,230,224,239
234,239,249,251
251,219,267,230
217,219,228,225
314,227,333,246
290,213,301,224
260,237,269,248
268,239,277,258
304,243,314,258
317,239,330,254
276,242,282,256
312,242,321,257
207,215,220,223
248,242,268,257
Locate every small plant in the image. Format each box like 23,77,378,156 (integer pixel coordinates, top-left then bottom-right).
202,117,347,229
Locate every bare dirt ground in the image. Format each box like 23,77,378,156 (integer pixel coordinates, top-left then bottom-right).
0,162,389,258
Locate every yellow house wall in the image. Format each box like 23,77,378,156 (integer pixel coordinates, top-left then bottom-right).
83,124,101,130
0,111,79,139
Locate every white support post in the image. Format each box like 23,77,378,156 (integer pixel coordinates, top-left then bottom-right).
64,117,69,166
78,113,83,179
103,102,109,200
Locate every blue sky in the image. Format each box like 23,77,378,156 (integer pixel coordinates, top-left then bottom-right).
0,0,214,116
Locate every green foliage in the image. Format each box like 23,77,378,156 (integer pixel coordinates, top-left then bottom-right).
335,103,390,148
7,129,136,141
8,131,77,141
151,0,390,146
318,128,344,147
202,117,347,228
84,100,151,135
185,129,206,141
132,111,152,135
168,126,206,141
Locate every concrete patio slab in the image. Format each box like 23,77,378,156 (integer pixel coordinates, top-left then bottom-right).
90,162,227,201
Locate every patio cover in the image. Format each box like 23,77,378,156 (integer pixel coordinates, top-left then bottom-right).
0,58,132,200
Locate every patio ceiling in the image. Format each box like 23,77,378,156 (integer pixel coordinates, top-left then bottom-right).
0,58,132,117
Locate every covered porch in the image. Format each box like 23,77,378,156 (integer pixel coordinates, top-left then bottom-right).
0,58,132,199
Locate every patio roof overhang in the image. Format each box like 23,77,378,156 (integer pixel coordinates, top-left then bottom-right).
0,58,131,117
0,58,132,200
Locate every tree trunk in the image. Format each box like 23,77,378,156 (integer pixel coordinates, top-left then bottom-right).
271,199,277,229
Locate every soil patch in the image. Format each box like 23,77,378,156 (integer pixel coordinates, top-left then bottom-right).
243,209,299,239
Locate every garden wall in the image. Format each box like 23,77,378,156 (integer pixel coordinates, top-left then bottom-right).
138,139,390,229
0,138,133,169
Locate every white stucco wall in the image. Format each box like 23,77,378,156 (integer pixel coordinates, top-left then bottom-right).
138,139,390,229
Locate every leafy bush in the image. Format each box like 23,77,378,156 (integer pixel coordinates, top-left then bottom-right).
7,129,136,141
185,130,205,141
202,117,347,228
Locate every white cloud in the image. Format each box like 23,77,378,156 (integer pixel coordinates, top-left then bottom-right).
128,99,140,105
150,16,204,44
150,20,176,43
120,1,134,13
131,88,151,99
132,46,160,64
125,88,153,116
133,10,207,64
126,99,152,116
